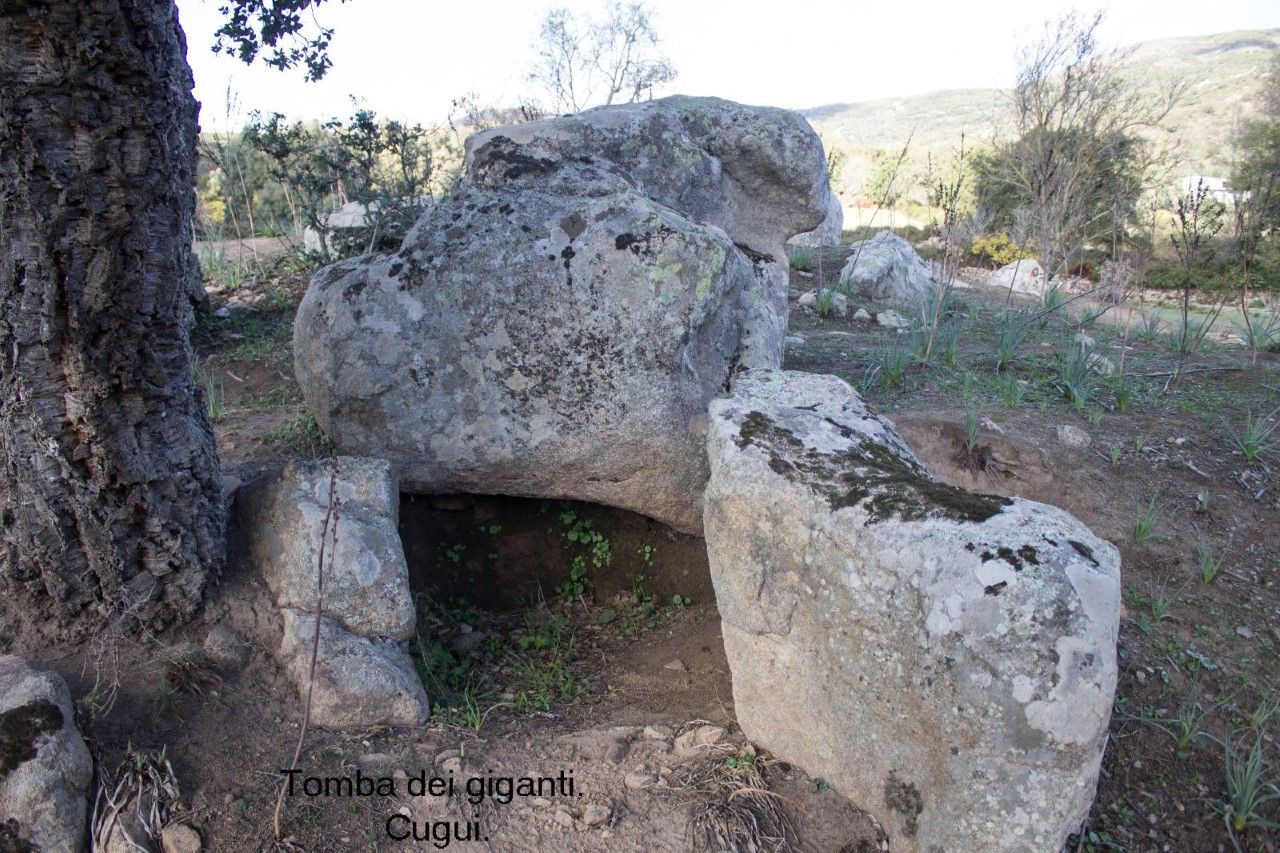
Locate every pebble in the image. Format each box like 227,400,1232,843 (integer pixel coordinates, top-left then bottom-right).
1057,424,1092,449
674,724,726,758
663,659,687,672
1237,626,1255,639
624,770,653,790
642,725,672,740
358,752,396,768
160,824,202,853
581,803,611,827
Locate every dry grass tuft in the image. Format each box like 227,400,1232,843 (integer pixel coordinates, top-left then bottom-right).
147,645,223,710
662,740,799,853
91,745,182,851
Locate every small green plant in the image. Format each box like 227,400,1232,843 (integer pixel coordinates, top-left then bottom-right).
1108,443,1123,468
876,348,910,389
1058,346,1097,411
788,247,813,271
964,404,981,454
1248,689,1280,732
814,287,839,318
560,510,611,568
1042,285,1068,316
1197,542,1226,584
994,311,1032,372
557,555,591,602
1110,377,1134,413
154,678,177,713
1167,315,1213,356
192,363,224,422
813,777,829,792
510,612,578,712
1228,406,1280,462
1134,312,1164,344
262,411,335,457
1133,495,1163,544
1148,576,1177,622
997,373,1024,407
638,543,656,566
1217,735,1280,841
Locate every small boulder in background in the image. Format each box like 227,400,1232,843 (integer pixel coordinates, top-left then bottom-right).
991,258,1046,297
838,231,935,303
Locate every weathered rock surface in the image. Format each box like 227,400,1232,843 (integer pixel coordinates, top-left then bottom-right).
876,308,911,329
236,457,428,728
295,96,829,533
787,190,843,247
238,457,415,639
0,656,93,853
279,610,429,728
838,230,935,303
704,369,1120,852
992,258,1046,296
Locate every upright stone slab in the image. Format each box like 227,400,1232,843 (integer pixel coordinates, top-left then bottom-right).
0,656,93,853
237,457,429,728
294,96,830,534
704,369,1120,851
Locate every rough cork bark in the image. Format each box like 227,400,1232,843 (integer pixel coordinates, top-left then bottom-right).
0,0,224,631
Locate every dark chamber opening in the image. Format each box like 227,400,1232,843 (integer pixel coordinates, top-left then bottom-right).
398,493,714,612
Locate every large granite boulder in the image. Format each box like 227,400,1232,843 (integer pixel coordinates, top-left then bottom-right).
787,189,843,247
0,656,93,852
237,457,429,728
838,230,935,303
704,369,1120,852
294,96,829,534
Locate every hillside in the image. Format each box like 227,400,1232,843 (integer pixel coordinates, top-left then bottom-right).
805,28,1280,195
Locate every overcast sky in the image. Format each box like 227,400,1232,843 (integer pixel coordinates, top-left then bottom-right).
177,0,1279,130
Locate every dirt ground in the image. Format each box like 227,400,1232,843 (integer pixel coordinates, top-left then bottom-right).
3,239,1279,851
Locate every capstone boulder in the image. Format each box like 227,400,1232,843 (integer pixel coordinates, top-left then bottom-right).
294,96,830,533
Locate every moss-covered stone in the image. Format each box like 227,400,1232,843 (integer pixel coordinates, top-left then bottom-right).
734,409,1010,524
0,699,61,780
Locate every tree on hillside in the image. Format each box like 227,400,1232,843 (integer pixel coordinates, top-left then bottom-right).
1233,54,1280,230
986,11,1182,278
0,0,331,631
529,1,677,114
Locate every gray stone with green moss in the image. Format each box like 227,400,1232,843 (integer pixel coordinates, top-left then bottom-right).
838,230,935,303
295,97,829,534
0,656,92,853
704,369,1120,852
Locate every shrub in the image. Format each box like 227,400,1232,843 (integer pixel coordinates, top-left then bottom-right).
970,231,1035,267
